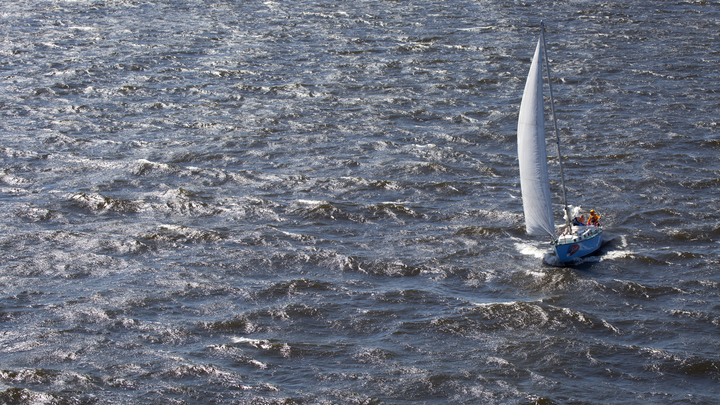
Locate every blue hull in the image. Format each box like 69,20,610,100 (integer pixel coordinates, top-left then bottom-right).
553,229,603,262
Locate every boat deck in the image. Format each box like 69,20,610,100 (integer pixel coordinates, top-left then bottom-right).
555,225,602,246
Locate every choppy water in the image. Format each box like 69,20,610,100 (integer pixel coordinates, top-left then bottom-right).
1,1,719,404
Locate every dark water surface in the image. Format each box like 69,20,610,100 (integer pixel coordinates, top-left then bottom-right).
1,1,719,404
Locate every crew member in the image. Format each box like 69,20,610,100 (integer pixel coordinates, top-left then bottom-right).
572,215,586,226
587,210,601,226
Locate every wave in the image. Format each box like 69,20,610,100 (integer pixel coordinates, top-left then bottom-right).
367,202,426,220
292,199,365,223
453,225,508,238
426,300,620,336
0,369,95,404
351,258,424,277
131,159,181,177
70,192,143,213
137,224,226,245
14,206,62,223
606,279,684,300
635,346,720,380
289,198,432,224
154,188,226,217
254,278,339,300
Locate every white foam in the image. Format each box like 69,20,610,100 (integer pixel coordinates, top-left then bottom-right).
296,199,327,206
514,241,548,259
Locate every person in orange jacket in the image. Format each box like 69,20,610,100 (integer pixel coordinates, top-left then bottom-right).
587,209,601,226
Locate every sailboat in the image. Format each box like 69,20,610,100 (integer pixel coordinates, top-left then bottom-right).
517,23,603,263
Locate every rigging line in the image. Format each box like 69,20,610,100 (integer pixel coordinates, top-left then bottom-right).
540,21,572,230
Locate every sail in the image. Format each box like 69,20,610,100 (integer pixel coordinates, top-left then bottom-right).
517,39,556,238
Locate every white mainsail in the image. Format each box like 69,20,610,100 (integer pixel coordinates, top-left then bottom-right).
517,39,556,238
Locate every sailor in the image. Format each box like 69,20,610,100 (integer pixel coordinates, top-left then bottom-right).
572,215,586,226
587,210,601,226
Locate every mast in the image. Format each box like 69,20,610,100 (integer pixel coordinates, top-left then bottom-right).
540,22,572,230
